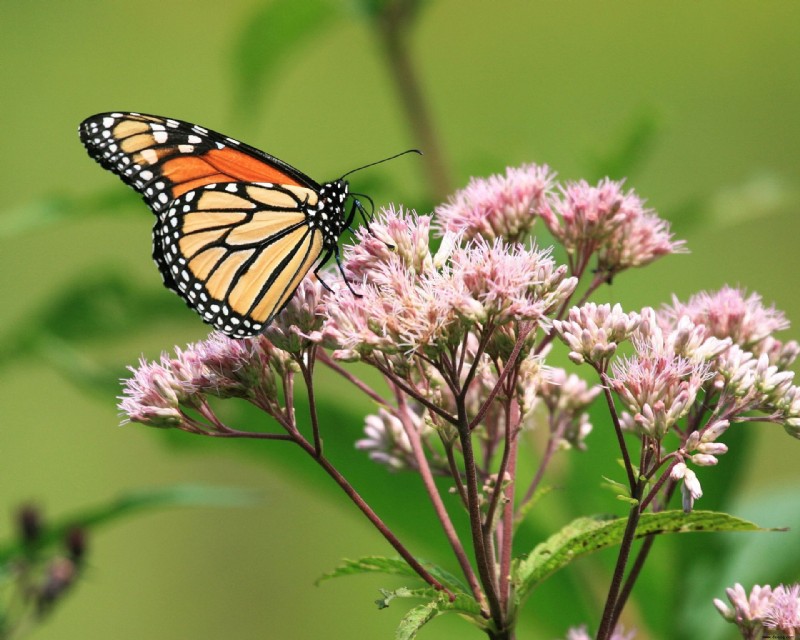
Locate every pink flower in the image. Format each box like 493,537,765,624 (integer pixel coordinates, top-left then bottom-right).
715,582,800,638
670,462,704,511
118,357,190,428
598,209,686,273
661,286,790,350
714,583,774,626
344,204,437,284
553,303,642,365
119,333,294,428
537,367,601,449
357,408,418,471
763,583,800,636
539,178,630,253
264,274,330,352
445,238,575,325
611,352,710,439
434,163,555,242
540,177,684,277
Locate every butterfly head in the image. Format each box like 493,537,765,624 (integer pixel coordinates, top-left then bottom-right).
314,179,354,249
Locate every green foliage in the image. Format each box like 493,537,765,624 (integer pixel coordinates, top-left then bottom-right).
0,189,136,239
512,510,767,607
317,555,469,594
0,485,257,565
232,0,341,122
0,270,187,397
318,555,484,639
587,108,662,182
0,486,255,638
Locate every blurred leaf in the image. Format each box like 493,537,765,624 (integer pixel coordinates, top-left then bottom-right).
343,0,428,20
0,270,184,370
317,555,468,594
514,484,554,531
232,0,341,122
587,108,661,181
0,485,257,564
0,188,137,238
513,510,766,606
705,172,797,228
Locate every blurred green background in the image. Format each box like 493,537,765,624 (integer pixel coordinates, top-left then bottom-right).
1,1,799,638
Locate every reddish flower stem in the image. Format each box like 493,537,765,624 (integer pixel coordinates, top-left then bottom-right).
395,390,487,613
296,435,454,599
456,398,505,630
498,396,520,614
470,322,533,432
317,351,391,409
598,371,636,492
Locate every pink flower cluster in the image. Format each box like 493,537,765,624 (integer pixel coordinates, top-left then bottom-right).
435,164,684,280
321,205,577,360
715,583,800,638
434,163,554,242
119,333,293,431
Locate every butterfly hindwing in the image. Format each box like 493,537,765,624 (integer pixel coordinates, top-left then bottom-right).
156,182,325,337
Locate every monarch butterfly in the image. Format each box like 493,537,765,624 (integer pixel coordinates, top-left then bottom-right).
79,112,406,339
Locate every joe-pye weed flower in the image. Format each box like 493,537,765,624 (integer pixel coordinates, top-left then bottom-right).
119,162,798,640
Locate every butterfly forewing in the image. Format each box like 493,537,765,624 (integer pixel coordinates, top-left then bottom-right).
79,112,349,337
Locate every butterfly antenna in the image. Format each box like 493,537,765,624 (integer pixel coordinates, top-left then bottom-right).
339,149,422,180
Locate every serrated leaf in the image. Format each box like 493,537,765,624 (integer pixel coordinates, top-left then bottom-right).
231,0,340,121
395,591,485,639
376,586,434,609
316,555,469,593
396,600,440,640
512,510,767,605
0,485,257,564
317,556,420,585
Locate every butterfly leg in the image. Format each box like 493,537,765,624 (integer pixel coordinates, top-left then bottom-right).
347,198,395,250
313,249,336,292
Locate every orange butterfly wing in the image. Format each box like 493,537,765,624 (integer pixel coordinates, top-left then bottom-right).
80,112,348,337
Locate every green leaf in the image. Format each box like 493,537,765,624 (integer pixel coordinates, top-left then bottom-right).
512,510,768,605
394,591,485,640
231,0,341,121
376,586,433,609
587,107,661,181
316,555,468,593
0,271,185,370
0,485,257,564
396,600,440,640
320,559,484,638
